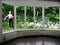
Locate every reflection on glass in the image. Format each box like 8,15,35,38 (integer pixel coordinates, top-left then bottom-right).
35,7,42,28
57,42,60,45
16,6,25,29
45,7,59,29
17,43,25,45
35,41,42,45
44,42,55,45
26,42,31,45
26,6,34,28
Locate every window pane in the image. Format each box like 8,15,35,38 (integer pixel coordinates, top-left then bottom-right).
45,6,59,29
2,3,14,30
35,7,42,28
16,43,25,45
16,6,25,29
57,42,60,45
35,41,42,45
26,6,34,28
44,42,56,45
26,42,31,45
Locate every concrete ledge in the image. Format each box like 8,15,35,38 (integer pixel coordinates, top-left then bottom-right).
1,28,60,43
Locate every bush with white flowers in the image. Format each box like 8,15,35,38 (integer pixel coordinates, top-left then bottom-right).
17,21,59,29
35,22,40,28
26,22,34,28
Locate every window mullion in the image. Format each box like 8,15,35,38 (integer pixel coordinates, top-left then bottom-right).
42,7,45,28
14,6,16,29
24,6,27,28
34,6,36,28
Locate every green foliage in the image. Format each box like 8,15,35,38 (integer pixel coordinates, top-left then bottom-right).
2,3,14,18
2,21,11,30
17,23,24,28
26,25,34,28
16,15,24,23
45,7,59,15
45,6,59,23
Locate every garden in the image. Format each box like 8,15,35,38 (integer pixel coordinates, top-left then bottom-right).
2,3,59,30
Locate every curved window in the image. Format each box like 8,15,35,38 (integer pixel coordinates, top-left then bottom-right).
2,3,59,30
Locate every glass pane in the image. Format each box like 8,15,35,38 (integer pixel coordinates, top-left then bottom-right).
44,42,56,45
35,7,42,28
35,41,42,45
26,42,31,45
45,6,59,29
16,6,25,29
2,3,14,30
26,6,34,28
57,42,60,45
16,43,25,45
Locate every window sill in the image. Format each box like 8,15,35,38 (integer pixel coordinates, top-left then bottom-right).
2,28,60,34
2,28,60,43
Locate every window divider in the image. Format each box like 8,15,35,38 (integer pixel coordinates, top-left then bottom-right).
24,6,27,28
42,6,45,28
14,6,17,29
33,6,36,28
